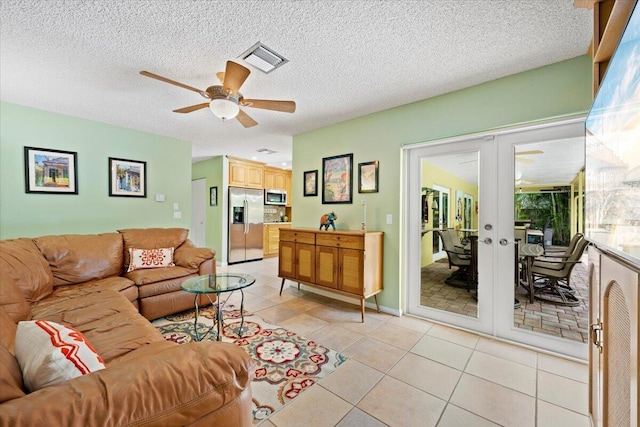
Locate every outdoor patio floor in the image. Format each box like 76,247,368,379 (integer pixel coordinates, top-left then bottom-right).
420,254,589,344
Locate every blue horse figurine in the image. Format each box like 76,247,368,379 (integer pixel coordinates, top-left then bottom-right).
319,212,337,231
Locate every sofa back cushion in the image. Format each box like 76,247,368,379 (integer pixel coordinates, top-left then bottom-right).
118,228,188,269
34,233,123,286
0,238,52,305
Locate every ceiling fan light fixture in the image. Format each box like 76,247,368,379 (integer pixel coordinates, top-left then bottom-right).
209,98,239,121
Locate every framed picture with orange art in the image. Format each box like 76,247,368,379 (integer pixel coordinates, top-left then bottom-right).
322,153,353,204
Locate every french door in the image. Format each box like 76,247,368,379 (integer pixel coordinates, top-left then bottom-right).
405,118,588,359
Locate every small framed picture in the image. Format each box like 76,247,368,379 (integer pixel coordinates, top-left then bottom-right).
303,170,318,196
109,157,146,197
322,153,353,204
358,161,379,193
210,186,218,206
24,146,78,194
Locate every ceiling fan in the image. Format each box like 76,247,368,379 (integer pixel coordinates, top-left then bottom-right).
515,150,544,163
140,61,296,128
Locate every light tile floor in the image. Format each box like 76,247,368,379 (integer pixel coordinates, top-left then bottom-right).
218,257,590,427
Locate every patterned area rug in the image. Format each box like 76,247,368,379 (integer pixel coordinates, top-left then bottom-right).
152,305,347,424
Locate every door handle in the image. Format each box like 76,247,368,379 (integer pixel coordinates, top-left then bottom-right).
499,239,517,246
244,200,249,234
480,237,492,245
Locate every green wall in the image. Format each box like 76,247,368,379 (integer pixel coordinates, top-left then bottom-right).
0,102,193,239
421,162,479,267
292,55,593,313
192,156,225,255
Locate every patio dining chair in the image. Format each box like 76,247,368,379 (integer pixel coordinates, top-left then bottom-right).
530,236,589,306
438,230,471,288
541,232,584,260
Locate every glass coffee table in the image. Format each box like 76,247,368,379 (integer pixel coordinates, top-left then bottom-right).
181,273,255,341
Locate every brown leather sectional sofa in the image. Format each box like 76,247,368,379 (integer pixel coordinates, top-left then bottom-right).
0,228,254,427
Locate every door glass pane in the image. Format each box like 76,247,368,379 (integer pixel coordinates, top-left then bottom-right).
513,138,588,344
420,152,479,318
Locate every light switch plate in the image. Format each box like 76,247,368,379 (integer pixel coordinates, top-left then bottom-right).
173,211,182,219
386,214,392,224
155,194,165,202
173,203,179,211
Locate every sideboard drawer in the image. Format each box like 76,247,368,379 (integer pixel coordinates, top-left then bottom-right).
316,234,364,250
280,229,315,244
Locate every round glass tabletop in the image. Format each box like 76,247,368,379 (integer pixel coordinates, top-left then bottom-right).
181,273,255,294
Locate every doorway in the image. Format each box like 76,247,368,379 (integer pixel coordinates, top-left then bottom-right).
190,178,206,248
405,118,588,358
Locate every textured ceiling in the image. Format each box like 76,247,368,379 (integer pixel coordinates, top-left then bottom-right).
0,0,593,167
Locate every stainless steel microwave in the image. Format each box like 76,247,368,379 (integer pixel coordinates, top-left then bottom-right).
264,189,287,205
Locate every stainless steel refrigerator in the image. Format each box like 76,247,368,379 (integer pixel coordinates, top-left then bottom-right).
228,187,264,264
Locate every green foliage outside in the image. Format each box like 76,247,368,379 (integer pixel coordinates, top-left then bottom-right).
515,191,571,246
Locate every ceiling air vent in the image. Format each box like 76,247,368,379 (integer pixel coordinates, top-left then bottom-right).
256,148,277,155
239,42,288,74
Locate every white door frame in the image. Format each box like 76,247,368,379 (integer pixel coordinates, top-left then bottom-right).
494,118,587,358
405,135,496,335
403,116,588,359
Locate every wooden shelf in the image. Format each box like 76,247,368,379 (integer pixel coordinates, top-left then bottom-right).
581,0,637,95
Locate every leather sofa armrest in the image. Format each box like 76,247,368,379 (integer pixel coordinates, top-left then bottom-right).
0,342,254,427
174,245,216,270
198,258,216,275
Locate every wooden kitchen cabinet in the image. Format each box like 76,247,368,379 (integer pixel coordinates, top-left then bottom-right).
279,228,383,322
264,166,287,190
263,223,292,257
284,171,292,207
228,157,264,189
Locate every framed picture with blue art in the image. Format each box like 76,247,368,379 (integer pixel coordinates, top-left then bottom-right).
24,146,78,194
109,157,147,197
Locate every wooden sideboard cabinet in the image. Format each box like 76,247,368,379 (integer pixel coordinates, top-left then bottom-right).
588,246,639,427
278,228,383,322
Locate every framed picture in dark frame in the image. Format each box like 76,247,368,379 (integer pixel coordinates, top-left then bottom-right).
303,170,318,196
24,146,78,194
358,160,379,193
322,153,353,204
210,186,218,206
109,157,147,197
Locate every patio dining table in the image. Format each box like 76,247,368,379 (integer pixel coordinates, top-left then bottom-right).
519,243,544,303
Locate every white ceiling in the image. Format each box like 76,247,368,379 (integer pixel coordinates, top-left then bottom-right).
0,1,593,168
424,136,585,187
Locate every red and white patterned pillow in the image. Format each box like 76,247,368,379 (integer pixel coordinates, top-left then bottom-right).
14,320,105,392
127,247,175,272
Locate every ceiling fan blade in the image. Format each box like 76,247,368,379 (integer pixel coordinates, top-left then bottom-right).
515,150,544,155
223,61,250,95
173,103,210,113
236,109,258,128
140,71,206,96
216,71,225,84
242,99,296,113
516,157,534,164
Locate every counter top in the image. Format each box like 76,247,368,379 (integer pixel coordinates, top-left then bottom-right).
264,222,292,225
